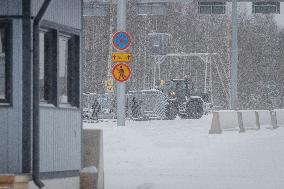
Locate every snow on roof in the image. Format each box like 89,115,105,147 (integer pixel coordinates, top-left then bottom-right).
141,89,160,92
172,79,185,81
190,96,202,99
166,52,218,57
128,89,162,94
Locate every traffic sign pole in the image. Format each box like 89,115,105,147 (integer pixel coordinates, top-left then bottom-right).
117,0,127,126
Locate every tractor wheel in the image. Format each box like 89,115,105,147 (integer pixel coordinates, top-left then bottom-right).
164,104,178,120
186,99,204,119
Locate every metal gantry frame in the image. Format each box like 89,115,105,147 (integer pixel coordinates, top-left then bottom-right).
152,52,230,105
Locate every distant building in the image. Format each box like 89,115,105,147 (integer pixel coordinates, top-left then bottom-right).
0,0,82,189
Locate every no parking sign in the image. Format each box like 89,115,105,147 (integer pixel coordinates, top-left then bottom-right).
112,31,132,51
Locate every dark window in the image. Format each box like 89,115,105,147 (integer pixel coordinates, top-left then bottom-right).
0,22,11,104
198,2,226,14
252,2,280,14
39,31,46,101
58,34,80,107
137,2,167,16
39,29,57,105
39,25,80,108
67,35,80,107
58,35,70,104
83,2,109,16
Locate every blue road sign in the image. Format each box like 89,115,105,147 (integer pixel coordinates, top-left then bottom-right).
112,31,132,51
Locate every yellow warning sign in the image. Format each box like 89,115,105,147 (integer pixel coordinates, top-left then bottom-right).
105,79,113,86
106,85,114,93
112,53,132,63
160,80,165,87
112,63,132,82
105,79,114,93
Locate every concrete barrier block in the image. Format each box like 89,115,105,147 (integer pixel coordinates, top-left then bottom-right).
210,109,283,134
256,110,272,128
209,111,222,134
80,166,98,189
274,109,284,127
218,110,239,131
270,110,279,129
238,110,259,131
81,129,104,189
209,110,239,134
237,111,245,132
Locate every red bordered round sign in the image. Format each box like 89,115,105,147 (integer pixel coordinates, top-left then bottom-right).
112,63,132,82
112,31,132,51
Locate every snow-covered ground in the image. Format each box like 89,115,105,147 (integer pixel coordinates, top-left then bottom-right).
84,115,284,189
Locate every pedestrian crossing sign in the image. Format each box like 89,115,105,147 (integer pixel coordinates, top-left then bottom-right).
112,63,132,82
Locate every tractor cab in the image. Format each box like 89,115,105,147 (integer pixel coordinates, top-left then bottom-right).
162,79,194,102
159,78,204,120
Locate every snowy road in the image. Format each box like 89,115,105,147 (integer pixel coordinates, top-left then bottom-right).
84,115,284,189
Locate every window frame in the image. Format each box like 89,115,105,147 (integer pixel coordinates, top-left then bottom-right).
0,21,12,105
58,33,71,105
56,32,80,108
40,21,80,109
39,28,58,106
252,2,280,14
136,2,168,16
83,2,109,17
67,34,80,108
198,2,226,15
39,29,47,103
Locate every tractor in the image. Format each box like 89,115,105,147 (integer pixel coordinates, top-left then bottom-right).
160,78,205,120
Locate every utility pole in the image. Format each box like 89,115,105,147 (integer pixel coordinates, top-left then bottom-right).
116,0,127,126
107,2,114,80
143,15,147,90
230,0,238,110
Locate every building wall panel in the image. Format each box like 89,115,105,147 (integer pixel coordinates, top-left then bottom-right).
33,0,82,174
40,108,81,172
7,19,22,173
0,20,23,173
0,109,8,172
0,0,82,175
0,1,8,15
0,0,21,15
7,0,21,15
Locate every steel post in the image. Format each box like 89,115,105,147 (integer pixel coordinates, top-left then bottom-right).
116,0,126,126
230,0,238,110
